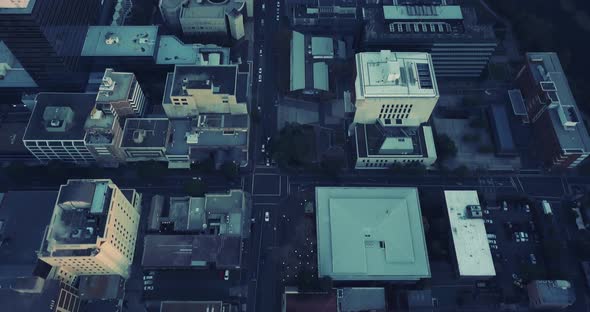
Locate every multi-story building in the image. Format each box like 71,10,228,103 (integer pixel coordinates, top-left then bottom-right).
166,114,249,168
120,118,171,161
39,179,141,279
527,280,576,310
95,68,146,118
353,51,439,125
142,189,250,270
516,52,590,169
0,0,102,91
363,4,497,78
83,104,125,167
285,0,359,31
352,51,439,169
159,0,249,40
23,93,98,163
163,64,248,118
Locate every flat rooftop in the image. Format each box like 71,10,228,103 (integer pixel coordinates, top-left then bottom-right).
156,36,231,66
96,69,135,103
48,181,112,246
0,0,34,13
0,191,58,279
0,41,37,88
355,51,438,99
315,187,430,281
444,190,496,277
363,5,496,43
170,65,238,97
525,52,590,152
23,93,97,142
142,235,241,269
82,26,159,57
355,123,436,159
121,118,170,148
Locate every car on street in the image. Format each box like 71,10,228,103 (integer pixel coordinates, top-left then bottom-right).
259,49,263,56
144,285,154,291
487,234,497,239
265,211,270,222
224,270,230,281
261,144,265,153
258,74,262,82
524,204,530,213
266,158,271,167
488,239,497,245
502,201,508,211
485,219,493,224
144,280,153,285
143,275,153,281
489,244,498,250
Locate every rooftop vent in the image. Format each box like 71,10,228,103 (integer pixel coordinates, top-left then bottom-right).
104,33,120,45
132,129,146,144
466,205,483,219
49,119,63,128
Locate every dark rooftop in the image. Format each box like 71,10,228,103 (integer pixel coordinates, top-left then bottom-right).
171,65,238,97
0,279,64,312
488,104,517,156
78,275,124,300
363,6,496,44
159,301,226,312
167,119,191,156
285,292,337,312
23,93,97,142
142,235,241,269
121,118,171,148
0,191,57,279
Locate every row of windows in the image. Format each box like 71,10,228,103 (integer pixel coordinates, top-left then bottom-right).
360,158,424,167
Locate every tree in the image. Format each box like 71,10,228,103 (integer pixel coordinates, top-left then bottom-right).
462,96,481,107
220,162,239,181
272,123,315,169
184,180,207,197
435,134,457,160
462,133,480,143
477,145,495,154
469,116,487,129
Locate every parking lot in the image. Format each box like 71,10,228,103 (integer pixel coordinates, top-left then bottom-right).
481,199,547,302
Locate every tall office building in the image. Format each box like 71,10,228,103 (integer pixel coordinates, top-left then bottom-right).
353,50,439,125
38,179,141,279
0,0,102,91
363,4,497,78
516,52,590,169
96,68,146,118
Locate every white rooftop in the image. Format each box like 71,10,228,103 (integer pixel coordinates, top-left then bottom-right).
0,0,30,8
444,190,496,277
316,187,430,281
355,51,439,99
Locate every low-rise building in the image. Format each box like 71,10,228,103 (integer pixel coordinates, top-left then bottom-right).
282,287,386,312
120,118,171,161
38,179,142,279
516,52,590,168
354,122,437,168
444,190,496,278
315,187,430,281
290,31,346,96
142,190,251,270
527,280,575,310
285,0,358,31
353,51,439,126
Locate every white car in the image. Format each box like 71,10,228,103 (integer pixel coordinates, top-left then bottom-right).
258,67,262,74
258,74,262,82
259,49,263,56
489,244,498,250
265,211,270,222
144,285,154,291
487,234,497,239
525,204,530,213
144,280,153,285
530,253,537,265
143,275,153,281
224,270,230,281
484,219,493,224
261,144,265,153
488,239,497,245
502,201,508,211
266,158,271,167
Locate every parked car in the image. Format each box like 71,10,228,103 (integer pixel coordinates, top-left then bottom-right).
224,270,230,281
488,239,497,245
144,280,153,285
144,286,154,291
489,244,498,250
143,275,153,281
487,234,497,239
524,204,531,213
265,211,270,222
485,219,493,224
502,201,508,211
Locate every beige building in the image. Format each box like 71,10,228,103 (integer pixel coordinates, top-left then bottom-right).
39,179,142,279
353,51,439,125
95,68,146,118
163,65,248,118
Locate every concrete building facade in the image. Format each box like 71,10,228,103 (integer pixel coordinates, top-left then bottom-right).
96,68,146,118
38,179,142,279
353,51,439,125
